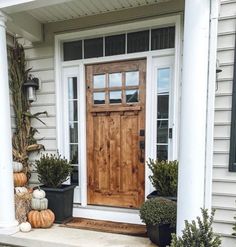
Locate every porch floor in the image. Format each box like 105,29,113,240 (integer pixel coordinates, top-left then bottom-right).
0,224,155,247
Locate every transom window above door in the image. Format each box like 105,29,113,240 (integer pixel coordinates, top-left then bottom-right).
63,26,175,61
92,70,139,106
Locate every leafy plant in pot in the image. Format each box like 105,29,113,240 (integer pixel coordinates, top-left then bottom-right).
147,159,178,201
140,198,177,247
35,154,74,223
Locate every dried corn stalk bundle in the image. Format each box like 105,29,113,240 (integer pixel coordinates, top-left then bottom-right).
15,192,32,223
9,40,46,180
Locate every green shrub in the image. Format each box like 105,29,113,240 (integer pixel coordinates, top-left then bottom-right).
170,209,221,247
147,159,178,197
140,198,177,227
35,154,72,188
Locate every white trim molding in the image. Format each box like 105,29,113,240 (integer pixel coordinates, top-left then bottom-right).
55,14,182,222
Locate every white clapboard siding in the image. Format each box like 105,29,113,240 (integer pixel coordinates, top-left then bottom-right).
217,64,234,80
219,2,236,18
214,222,235,235
214,109,231,123
213,153,230,165
218,18,236,34
40,82,55,94
214,208,236,222
31,116,56,129
214,139,230,153
25,46,54,60
30,105,56,116
34,128,57,140
215,95,232,108
214,125,231,138
216,80,233,94
213,0,236,242
218,34,236,49
221,236,236,247
213,194,236,208
31,70,55,82
28,58,54,71
218,49,235,64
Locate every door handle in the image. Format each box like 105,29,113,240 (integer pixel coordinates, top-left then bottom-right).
140,140,145,149
139,140,145,163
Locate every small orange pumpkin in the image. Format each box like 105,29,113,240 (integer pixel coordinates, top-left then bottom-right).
13,172,27,187
28,209,55,228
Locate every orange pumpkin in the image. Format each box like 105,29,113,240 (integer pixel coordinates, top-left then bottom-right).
13,172,27,187
28,209,55,228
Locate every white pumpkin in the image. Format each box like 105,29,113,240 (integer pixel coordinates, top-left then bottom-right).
31,198,48,210
15,187,28,194
33,188,46,199
19,222,31,232
13,162,23,173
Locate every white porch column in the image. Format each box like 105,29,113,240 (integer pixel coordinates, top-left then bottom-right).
0,11,19,234
177,0,211,234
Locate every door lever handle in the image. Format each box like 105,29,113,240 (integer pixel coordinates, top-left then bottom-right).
139,140,145,163
140,140,145,149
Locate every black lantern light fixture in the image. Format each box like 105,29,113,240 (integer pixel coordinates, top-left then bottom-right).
23,74,39,103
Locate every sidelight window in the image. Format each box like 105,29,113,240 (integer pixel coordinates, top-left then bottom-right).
67,77,79,184
156,68,171,161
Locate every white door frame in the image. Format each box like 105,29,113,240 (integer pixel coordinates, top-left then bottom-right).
55,14,182,221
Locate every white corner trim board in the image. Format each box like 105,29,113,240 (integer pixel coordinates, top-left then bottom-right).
177,0,217,234
0,12,19,235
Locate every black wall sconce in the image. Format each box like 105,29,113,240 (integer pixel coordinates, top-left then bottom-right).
23,74,39,103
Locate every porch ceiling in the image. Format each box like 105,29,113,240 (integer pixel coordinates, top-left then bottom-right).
3,0,171,24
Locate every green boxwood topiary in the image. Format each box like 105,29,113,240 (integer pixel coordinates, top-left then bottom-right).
147,159,178,197
170,208,221,247
140,198,177,227
35,154,73,188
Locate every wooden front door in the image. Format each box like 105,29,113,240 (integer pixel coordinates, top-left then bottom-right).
86,59,146,208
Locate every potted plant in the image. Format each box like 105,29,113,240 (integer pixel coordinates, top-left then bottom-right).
35,154,74,223
170,208,221,247
140,198,177,247
147,159,178,201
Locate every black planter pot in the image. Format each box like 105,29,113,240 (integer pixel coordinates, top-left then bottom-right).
41,184,76,223
147,191,177,202
147,224,175,247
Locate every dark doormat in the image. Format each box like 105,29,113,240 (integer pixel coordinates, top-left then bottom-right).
61,217,147,237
